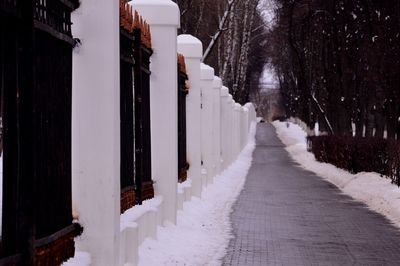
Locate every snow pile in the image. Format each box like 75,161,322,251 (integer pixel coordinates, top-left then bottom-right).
138,122,256,266
120,196,163,231
62,252,91,266
273,121,400,228
177,178,192,194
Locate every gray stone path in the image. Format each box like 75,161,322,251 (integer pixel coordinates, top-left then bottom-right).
222,123,400,266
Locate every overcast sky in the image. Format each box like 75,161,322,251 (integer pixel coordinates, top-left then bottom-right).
259,0,279,86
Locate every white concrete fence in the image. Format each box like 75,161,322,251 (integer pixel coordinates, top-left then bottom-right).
70,0,256,265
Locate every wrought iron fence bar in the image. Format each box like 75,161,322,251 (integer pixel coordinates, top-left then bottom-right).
132,28,154,204
0,0,20,16
33,223,81,248
1,0,78,263
119,18,136,211
58,0,79,10
33,20,75,45
0,253,22,264
121,29,135,41
140,45,153,56
120,55,135,65
140,66,151,75
0,0,17,8
177,59,188,183
33,0,74,37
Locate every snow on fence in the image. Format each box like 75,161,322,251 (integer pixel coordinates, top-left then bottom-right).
0,0,257,265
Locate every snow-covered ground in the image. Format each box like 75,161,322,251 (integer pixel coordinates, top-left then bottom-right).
137,123,256,266
273,121,400,228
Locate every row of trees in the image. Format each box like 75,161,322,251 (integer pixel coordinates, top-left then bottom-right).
266,0,400,137
173,0,270,104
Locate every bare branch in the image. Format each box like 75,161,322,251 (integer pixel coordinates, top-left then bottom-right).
201,0,237,62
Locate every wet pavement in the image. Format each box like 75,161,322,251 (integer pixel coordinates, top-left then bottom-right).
222,123,400,266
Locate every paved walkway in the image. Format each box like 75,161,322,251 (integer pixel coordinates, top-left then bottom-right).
222,123,400,266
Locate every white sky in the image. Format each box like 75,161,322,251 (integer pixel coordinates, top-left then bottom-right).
259,0,279,86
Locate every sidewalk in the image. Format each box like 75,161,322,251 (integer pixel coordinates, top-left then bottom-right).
222,123,400,266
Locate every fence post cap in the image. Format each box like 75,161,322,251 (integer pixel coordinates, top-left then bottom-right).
129,0,180,27
221,86,229,97
244,102,254,109
213,76,222,89
234,103,242,111
200,63,214,80
177,35,203,58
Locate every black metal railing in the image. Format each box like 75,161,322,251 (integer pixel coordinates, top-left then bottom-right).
120,24,136,214
0,0,19,16
177,57,189,183
133,28,153,204
0,0,17,7
0,1,80,264
33,29,74,240
33,0,79,44
0,5,23,262
119,3,154,212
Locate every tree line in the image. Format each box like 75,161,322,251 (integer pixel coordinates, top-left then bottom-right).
266,0,400,137
172,0,270,104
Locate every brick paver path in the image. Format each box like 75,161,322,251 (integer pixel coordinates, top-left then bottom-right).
222,123,400,266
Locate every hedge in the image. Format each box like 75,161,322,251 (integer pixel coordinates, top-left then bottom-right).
307,135,400,186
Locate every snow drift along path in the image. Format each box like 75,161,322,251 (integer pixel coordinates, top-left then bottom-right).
138,123,256,266
273,121,400,228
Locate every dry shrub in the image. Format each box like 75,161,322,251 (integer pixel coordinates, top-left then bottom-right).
307,136,400,186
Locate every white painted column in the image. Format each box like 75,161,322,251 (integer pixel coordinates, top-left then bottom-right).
234,103,242,158
241,107,249,149
228,95,234,165
245,102,256,127
220,87,229,171
244,103,251,130
232,102,237,159
130,0,180,224
200,64,215,185
212,77,222,175
177,34,202,197
71,1,120,265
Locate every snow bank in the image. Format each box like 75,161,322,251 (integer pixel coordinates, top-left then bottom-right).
273,121,400,228
138,122,256,266
177,178,192,194
120,196,163,231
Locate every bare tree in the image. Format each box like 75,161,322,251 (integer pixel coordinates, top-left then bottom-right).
174,0,269,104
201,0,236,62
266,0,400,136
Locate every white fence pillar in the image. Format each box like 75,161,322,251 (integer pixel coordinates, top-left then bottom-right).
234,103,242,158
228,95,234,165
130,0,180,224
241,107,249,149
200,64,215,185
177,34,202,197
220,87,230,171
212,77,222,175
245,102,256,128
71,1,120,265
